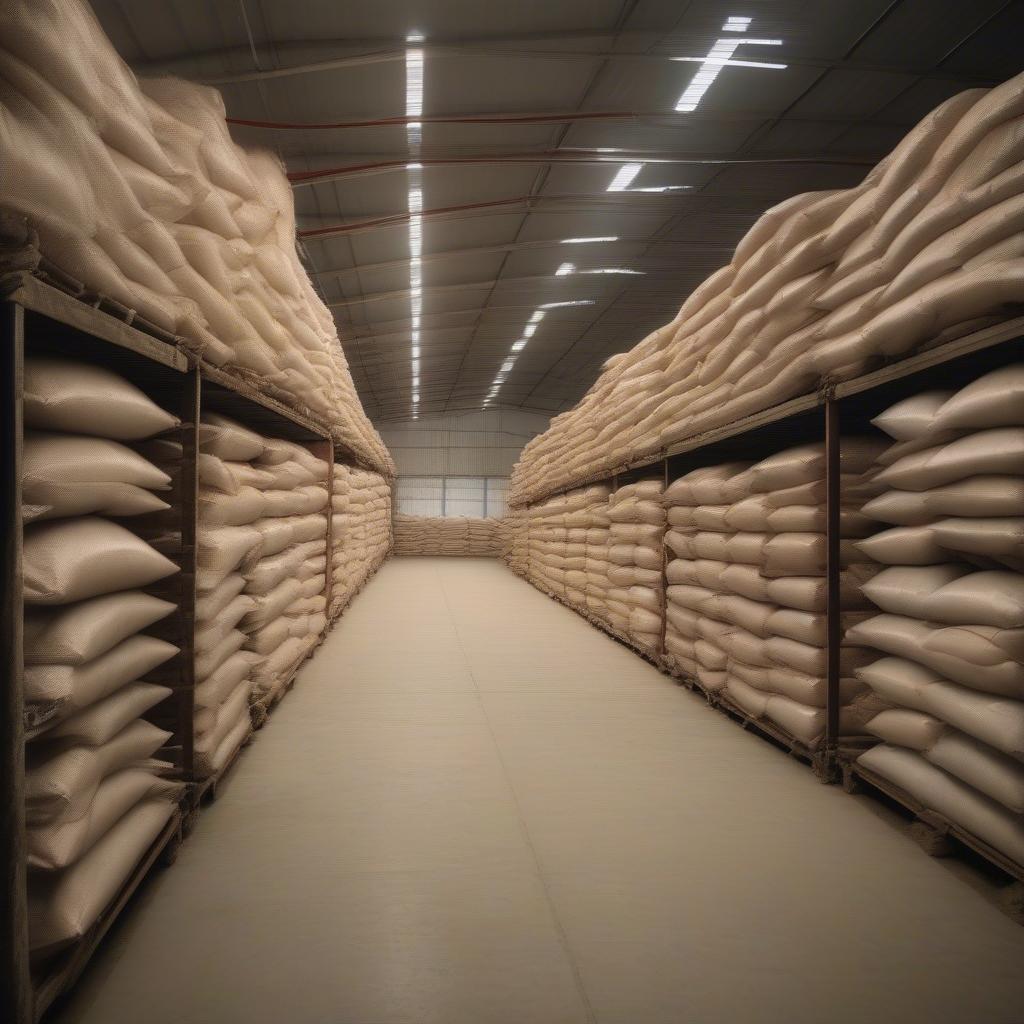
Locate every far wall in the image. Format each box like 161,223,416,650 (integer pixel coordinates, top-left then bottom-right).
376,408,550,477
376,409,551,518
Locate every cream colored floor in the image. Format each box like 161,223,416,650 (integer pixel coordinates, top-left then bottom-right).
54,557,1024,1024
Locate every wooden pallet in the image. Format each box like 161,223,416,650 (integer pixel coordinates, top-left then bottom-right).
31,810,184,1022
843,760,1024,924
190,727,255,815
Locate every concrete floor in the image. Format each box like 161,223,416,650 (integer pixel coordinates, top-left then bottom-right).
54,557,1024,1024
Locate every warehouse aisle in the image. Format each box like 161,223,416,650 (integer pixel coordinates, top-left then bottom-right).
55,558,1024,1024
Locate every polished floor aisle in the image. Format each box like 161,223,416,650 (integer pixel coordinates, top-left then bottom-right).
56,557,1024,1024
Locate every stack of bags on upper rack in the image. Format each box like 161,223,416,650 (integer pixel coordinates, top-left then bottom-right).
664,441,886,748
197,414,328,715
21,356,183,960
0,0,393,475
329,465,391,619
606,480,665,654
393,515,506,556
510,71,1024,506
850,365,1024,865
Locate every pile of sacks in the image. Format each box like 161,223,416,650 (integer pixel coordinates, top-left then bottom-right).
329,465,391,618
197,414,328,714
664,442,886,748
0,0,393,475
850,365,1024,866
511,71,1024,506
22,356,183,960
503,509,529,576
394,515,507,556
525,489,594,609
521,486,617,628
607,480,665,652
581,485,614,624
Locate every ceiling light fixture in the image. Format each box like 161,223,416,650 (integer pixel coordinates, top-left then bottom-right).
606,162,643,191
555,262,575,276
540,300,597,309
406,38,426,416
674,18,783,112
580,268,645,275
561,236,618,244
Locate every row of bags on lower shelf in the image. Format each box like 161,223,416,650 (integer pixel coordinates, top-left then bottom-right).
330,464,392,617
509,361,1024,869
847,364,1024,866
21,356,183,959
195,412,328,756
393,515,507,557
662,437,888,747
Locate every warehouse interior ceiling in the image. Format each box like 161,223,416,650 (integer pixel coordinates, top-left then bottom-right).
89,0,1023,423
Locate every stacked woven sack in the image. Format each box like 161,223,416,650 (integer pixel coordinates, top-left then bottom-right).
0,0,393,475
329,465,391,618
849,365,1024,866
582,485,614,625
607,480,665,653
197,414,328,712
664,441,886,748
526,492,582,605
511,72,1024,506
22,356,183,960
503,509,529,576
393,515,506,556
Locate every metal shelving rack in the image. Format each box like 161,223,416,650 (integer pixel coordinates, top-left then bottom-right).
0,271,395,1021
512,316,1024,894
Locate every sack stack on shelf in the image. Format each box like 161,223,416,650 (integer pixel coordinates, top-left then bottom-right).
21,356,184,960
197,414,328,712
582,484,614,625
504,509,529,577
0,0,393,477
525,491,587,606
606,480,665,652
393,515,507,556
664,441,886,748
510,72,1024,508
329,465,391,618
850,365,1024,866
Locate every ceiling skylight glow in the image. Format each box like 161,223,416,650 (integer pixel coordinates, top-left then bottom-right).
674,17,784,112
607,163,643,191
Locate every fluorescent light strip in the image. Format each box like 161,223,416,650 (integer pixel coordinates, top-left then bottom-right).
675,18,783,112
555,262,576,276
406,42,425,413
630,185,694,193
541,299,596,309
671,56,787,69
580,268,645,275
561,236,618,244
